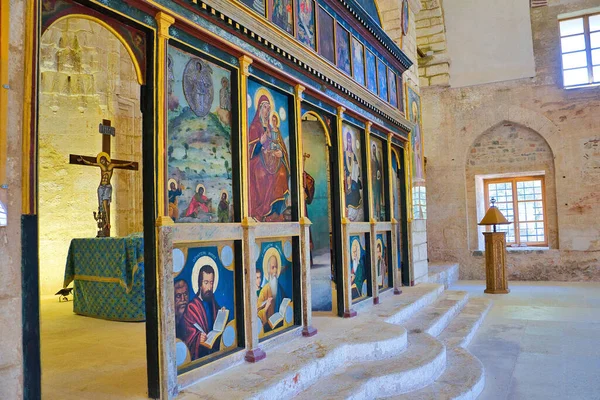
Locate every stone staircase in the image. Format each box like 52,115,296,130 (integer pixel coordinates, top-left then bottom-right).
179,283,492,400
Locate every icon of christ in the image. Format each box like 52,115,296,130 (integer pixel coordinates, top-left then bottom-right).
74,152,136,233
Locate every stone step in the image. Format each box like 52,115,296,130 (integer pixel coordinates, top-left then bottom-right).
403,291,469,337
387,347,485,400
179,284,445,399
438,298,493,349
427,262,460,289
295,334,446,400
387,298,493,400
293,289,472,399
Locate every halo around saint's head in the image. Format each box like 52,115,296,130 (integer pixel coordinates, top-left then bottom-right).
270,111,280,127
254,87,275,113
351,238,361,258
220,189,228,199
195,183,206,194
411,101,419,120
168,178,177,189
97,152,111,164
191,255,220,296
262,247,282,280
376,237,384,253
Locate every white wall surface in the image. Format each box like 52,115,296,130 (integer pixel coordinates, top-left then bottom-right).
444,0,536,87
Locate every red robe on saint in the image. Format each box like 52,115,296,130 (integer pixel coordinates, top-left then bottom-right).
181,296,219,360
248,95,290,220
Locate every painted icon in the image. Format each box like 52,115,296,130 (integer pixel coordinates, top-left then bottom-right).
174,243,237,372
377,59,388,101
256,239,295,339
352,37,365,85
336,23,351,75
269,0,293,34
297,0,316,49
167,46,234,223
350,234,368,302
318,7,335,64
247,79,292,222
366,49,377,94
343,123,364,222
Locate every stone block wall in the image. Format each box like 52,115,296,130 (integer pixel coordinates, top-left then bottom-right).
38,18,143,296
415,0,450,87
422,0,600,281
0,0,25,398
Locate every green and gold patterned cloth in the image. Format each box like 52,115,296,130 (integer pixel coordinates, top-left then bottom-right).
64,233,145,321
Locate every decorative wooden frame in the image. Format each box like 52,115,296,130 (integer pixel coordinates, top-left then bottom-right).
483,175,549,247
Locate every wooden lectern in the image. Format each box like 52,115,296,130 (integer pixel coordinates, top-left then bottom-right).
478,199,511,294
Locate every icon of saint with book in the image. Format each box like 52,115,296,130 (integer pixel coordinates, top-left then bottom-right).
350,239,366,300
181,262,229,361
257,248,291,333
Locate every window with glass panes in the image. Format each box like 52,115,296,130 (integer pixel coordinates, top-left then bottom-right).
484,177,547,246
559,13,600,88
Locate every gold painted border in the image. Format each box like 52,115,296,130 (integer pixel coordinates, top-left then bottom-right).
301,110,332,147
21,0,36,214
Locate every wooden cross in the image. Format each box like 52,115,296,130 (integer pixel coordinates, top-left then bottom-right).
69,119,139,238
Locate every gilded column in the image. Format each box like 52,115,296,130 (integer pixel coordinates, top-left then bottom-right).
388,133,402,295
405,144,414,285
365,122,379,304
336,107,355,317
154,11,178,400
156,12,175,227
239,55,266,362
295,85,317,336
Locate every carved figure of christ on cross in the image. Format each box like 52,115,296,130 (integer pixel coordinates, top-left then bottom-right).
69,119,138,238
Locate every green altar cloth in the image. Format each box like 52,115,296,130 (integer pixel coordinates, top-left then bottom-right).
64,233,145,321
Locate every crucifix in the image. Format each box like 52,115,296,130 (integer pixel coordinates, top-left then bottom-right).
69,119,139,238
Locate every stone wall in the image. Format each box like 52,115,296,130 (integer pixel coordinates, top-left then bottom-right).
466,122,558,251
0,0,25,398
422,0,600,281
381,0,430,284
415,0,450,87
38,18,143,296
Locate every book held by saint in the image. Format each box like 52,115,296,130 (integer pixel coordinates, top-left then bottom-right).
193,308,229,349
268,298,291,329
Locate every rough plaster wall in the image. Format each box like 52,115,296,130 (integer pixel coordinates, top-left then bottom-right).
381,0,429,283
422,0,600,281
38,18,143,296
0,0,25,397
466,123,559,250
443,0,536,87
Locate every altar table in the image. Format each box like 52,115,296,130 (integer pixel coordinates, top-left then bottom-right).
63,233,146,321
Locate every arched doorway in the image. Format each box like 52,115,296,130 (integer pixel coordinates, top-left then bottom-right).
32,11,156,398
392,147,410,286
301,111,336,313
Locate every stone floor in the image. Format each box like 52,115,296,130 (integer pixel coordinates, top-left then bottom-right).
40,296,148,399
453,281,600,400
38,282,600,399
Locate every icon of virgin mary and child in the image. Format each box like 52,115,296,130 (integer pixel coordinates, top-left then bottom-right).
248,92,291,222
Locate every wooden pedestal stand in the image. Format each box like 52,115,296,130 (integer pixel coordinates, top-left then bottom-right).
483,232,510,294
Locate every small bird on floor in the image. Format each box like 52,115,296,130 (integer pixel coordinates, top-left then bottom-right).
55,287,73,302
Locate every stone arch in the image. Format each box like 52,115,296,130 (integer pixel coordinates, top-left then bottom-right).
463,106,561,167
465,121,559,250
37,16,144,295
44,14,144,84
